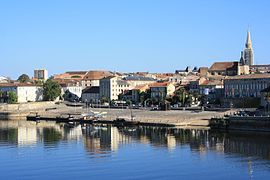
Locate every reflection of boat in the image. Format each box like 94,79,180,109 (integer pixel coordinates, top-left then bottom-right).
127,128,137,132
114,118,140,126
94,125,108,131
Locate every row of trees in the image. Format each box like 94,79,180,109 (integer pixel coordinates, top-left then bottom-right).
136,87,201,107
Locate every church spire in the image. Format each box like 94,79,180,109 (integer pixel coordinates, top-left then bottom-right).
245,30,252,49
242,30,254,66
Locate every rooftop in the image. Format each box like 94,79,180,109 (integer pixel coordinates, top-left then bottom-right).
210,61,238,71
82,86,100,94
200,79,223,86
66,71,88,75
83,71,112,80
0,83,42,87
225,73,270,80
133,84,149,90
123,76,156,81
149,82,172,87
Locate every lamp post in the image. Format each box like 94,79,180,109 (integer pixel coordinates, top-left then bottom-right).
74,100,76,114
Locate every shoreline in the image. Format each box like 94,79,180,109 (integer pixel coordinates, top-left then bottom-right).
0,102,229,127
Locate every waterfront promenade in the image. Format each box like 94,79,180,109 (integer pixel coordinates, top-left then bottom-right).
0,102,230,127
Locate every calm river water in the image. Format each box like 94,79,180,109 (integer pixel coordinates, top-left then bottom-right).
0,120,270,179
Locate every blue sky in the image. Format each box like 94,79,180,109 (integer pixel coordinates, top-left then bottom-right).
1,0,270,78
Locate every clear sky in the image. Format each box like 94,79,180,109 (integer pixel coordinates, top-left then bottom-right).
1,0,270,79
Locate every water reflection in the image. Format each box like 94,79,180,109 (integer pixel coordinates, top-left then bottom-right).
0,120,270,162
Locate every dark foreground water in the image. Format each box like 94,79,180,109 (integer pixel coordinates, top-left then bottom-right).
0,121,270,179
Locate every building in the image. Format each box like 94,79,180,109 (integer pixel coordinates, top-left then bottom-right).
0,83,43,103
123,75,156,87
99,76,132,101
131,84,150,104
81,86,100,103
249,65,270,74
240,31,254,66
260,87,270,111
150,82,175,100
175,66,192,75
198,78,224,102
224,74,270,98
154,73,175,81
0,76,9,83
34,69,48,80
198,67,209,76
209,61,249,76
209,61,239,76
60,83,83,101
168,74,199,85
81,70,112,88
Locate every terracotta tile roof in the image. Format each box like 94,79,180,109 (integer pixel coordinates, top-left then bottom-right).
53,79,80,87
101,76,117,80
83,71,112,80
0,83,42,87
210,61,238,71
53,72,85,79
133,84,149,90
225,73,270,80
66,71,88,75
200,79,223,86
149,82,172,87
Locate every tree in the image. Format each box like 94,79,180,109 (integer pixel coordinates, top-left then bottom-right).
34,79,44,86
100,96,109,104
8,91,17,104
43,79,61,101
172,87,188,106
17,74,30,83
139,89,151,104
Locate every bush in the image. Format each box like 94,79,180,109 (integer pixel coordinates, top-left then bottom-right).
8,91,17,104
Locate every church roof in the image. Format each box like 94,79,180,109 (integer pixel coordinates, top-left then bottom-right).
209,61,238,71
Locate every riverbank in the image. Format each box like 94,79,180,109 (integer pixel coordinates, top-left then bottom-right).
0,102,232,127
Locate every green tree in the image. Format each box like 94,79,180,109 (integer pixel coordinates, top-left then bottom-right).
100,96,109,104
8,91,17,104
43,79,61,101
139,90,151,104
34,79,44,86
172,87,188,106
17,74,30,83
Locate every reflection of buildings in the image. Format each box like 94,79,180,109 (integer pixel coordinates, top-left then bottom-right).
167,135,176,150
18,126,37,146
82,126,131,154
1,120,270,166
0,121,66,147
66,125,82,141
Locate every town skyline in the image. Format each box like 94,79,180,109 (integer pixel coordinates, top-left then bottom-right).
1,0,270,78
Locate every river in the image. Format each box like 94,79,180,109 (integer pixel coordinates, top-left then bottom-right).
0,120,269,179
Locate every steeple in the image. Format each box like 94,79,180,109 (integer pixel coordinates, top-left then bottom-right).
245,30,252,49
242,30,254,66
